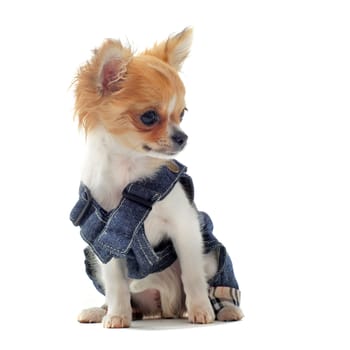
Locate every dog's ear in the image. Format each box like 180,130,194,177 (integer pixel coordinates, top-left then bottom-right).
143,27,193,71
95,40,132,95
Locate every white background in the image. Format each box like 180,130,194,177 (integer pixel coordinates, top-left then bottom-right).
0,0,349,349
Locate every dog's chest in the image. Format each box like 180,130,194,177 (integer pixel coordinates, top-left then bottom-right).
83,151,147,209
83,156,170,247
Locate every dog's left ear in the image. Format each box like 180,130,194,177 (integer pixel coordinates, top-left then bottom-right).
143,27,193,71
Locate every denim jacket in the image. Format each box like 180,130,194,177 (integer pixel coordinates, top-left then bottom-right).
70,160,239,295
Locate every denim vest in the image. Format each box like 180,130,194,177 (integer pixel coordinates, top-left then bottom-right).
70,160,239,294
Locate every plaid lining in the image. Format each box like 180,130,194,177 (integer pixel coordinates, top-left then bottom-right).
208,286,241,315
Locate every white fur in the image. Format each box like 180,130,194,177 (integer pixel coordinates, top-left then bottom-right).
167,95,177,117
81,125,216,326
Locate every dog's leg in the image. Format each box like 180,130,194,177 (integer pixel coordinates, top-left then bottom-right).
204,251,244,321
101,258,132,328
171,220,215,324
179,249,214,323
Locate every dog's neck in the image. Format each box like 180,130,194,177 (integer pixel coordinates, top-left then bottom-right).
81,126,163,211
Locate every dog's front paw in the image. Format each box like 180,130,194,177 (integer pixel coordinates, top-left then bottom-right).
187,303,215,324
103,314,131,328
78,306,106,323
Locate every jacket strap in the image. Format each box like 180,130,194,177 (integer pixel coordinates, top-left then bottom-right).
70,160,187,264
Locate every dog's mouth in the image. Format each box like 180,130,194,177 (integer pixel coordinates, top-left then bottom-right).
141,128,188,157
142,144,152,152
142,144,183,158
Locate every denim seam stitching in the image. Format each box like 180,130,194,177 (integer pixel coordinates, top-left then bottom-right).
159,171,184,200
96,197,128,255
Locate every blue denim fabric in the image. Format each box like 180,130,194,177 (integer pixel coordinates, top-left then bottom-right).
198,212,239,289
70,160,239,291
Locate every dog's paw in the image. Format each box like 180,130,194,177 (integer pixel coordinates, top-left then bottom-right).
217,305,244,322
187,304,215,324
78,307,106,323
103,314,131,328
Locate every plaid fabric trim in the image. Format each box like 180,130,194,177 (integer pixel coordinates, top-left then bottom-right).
208,286,241,315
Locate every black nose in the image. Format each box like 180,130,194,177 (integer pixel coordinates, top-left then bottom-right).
171,131,188,147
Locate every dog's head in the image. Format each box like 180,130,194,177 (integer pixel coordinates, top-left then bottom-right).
75,28,192,159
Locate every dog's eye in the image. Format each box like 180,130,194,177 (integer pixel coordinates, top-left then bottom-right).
180,108,187,121
140,110,160,126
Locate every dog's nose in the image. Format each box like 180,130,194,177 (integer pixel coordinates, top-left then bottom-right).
171,130,188,147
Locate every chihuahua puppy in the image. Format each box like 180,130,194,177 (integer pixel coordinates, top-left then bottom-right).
71,28,243,328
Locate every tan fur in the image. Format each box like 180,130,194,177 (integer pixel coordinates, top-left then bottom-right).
74,32,189,142
143,27,193,71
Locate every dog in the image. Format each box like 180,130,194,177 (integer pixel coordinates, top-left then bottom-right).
70,28,243,328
